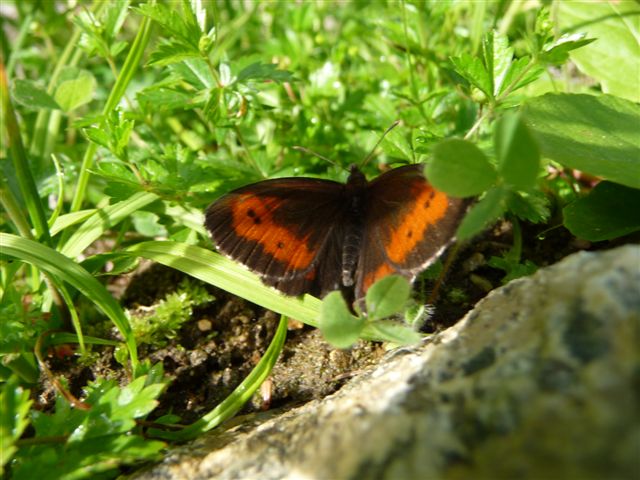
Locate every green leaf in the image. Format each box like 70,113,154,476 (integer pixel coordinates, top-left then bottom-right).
506,190,550,224
60,191,159,259
237,62,294,83
364,320,422,346
523,93,640,189
563,181,640,241
15,375,166,479
83,126,110,149
540,32,595,65
558,1,640,102
456,187,507,240
132,211,168,237
365,275,411,321
494,113,540,190
53,70,96,112
134,3,201,46
380,128,413,161
450,53,492,98
137,87,193,111
147,41,201,67
427,139,498,196
487,255,538,283
319,291,364,349
498,56,544,97
483,30,513,96
12,79,60,110
0,376,32,469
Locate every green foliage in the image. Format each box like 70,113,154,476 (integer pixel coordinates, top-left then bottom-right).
0,376,32,469
2,1,639,476
557,1,640,102
130,278,214,346
523,93,640,189
319,276,421,349
319,292,365,349
9,369,167,480
563,182,640,241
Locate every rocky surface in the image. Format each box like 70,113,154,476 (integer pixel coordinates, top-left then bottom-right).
133,245,640,480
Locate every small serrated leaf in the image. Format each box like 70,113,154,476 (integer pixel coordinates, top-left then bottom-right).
450,53,492,98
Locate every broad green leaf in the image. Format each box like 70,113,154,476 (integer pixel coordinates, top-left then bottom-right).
523,93,640,189
494,113,540,190
558,1,640,102
456,187,507,240
54,70,96,112
12,79,60,110
563,181,640,241
427,139,497,196
365,275,411,321
319,292,364,349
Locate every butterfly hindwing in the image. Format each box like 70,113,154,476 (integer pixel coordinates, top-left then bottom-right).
205,178,348,296
355,164,468,300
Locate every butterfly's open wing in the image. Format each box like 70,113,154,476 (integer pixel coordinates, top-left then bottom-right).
355,164,468,301
205,178,348,297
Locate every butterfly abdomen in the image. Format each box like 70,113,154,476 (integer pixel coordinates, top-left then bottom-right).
341,168,368,288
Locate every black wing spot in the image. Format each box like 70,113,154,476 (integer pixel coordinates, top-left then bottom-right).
423,199,431,209
277,241,284,249
428,190,436,200
407,230,413,238
246,209,261,224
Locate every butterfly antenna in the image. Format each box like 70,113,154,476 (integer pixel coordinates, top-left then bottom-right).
361,120,401,167
293,146,344,170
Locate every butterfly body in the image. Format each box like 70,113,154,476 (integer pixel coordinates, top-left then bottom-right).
205,164,467,303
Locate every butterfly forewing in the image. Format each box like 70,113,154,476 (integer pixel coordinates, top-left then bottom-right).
205,178,348,296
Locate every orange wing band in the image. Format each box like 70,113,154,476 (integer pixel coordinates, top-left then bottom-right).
230,194,316,269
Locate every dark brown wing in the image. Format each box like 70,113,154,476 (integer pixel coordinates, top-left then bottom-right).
355,164,468,301
205,177,348,297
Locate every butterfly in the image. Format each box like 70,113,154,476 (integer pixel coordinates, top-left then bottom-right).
205,163,468,305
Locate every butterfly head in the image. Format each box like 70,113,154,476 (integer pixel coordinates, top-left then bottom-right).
346,164,367,188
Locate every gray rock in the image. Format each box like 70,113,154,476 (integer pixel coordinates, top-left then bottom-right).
134,245,640,480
